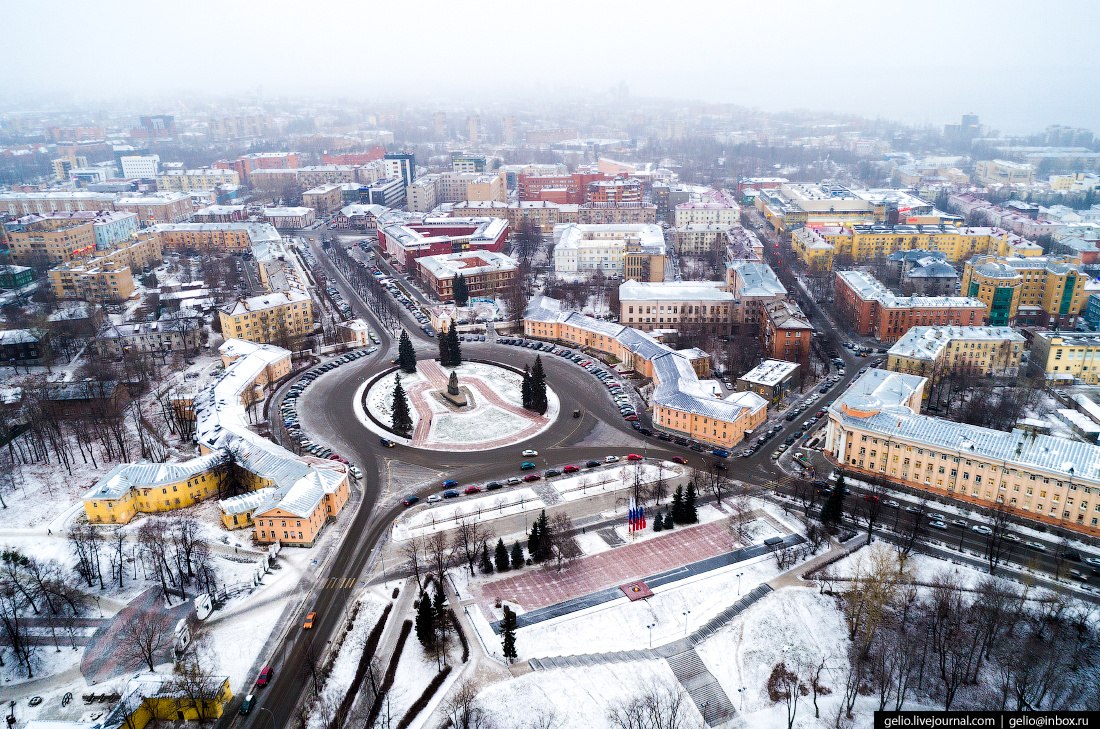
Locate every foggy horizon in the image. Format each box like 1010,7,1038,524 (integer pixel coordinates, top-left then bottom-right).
4,0,1099,135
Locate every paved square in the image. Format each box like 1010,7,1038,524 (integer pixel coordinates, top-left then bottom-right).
474,520,733,614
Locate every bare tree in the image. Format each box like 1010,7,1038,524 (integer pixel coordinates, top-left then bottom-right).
171,633,227,723
118,608,176,672
402,536,426,591
426,531,453,583
452,517,488,577
607,679,702,729
443,678,493,729
767,661,807,729
547,513,581,572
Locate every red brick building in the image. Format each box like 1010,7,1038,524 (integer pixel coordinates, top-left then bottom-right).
587,177,643,205
518,172,609,204
761,300,813,367
378,216,511,268
415,250,518,300
321,149,385,165
216,152,301,184
835,270,988,343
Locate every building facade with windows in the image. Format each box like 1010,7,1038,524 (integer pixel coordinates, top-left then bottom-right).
961,255,1085,328
825,368,1100,538
886,325,1025,384
415,250,518,300
618,280,736,336
218,290,314,345
1029,331,1100,385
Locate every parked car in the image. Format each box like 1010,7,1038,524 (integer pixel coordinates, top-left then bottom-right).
522,449,539,457
240,694,255,715
970,525,993,535
402,495,419,507
585,460,601,468
485,481,504,491
379,438,396,448
443,479,459,488
427,494,442,503
523,473,542,482
605,455,620,463
563,464,580,473
463,485,482,495
257,666,273,687
545,468,562,477
626,453,643,461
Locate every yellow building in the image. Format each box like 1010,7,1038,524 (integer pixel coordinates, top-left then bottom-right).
814,224,1041,266
99,672,232,729
5,217,96,265
153,222,281,253
1029,331,1100,385
524,295,767,448
825,369,1100,538
48,231,163,303
218,289,314,345
885,325,1025,392
791,227,835,271
961,255,1085,328
156,167,240,192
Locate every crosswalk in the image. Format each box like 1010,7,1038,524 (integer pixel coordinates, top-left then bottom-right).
322,576,359,589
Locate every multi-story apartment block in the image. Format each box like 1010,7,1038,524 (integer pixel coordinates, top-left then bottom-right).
156,168,240,192
114,192,193,224
3,216,96,265
974,159,1035,186
673,192,740,228
1049,172,1100,193
218,290,314,345
415,250,518,300
727,260,788,333
452,200,580,233
673,224,735,255
835,270,989,343
95,318,201,357
518,172,608,204
587,177,643,205
577,202,657,225
553,223,666,279
961,255,1085,328
153,222,280,253
886,326,1025,385
384,153,415,189
1029,331,1100,385
406,172,507,212
0,265,33,289
332,204,390,231
47,231,163,303
365,177,406,208
302,184,343,216
215,152,301,184
525,296,767,449
0,191,116,216
756,183,955,234
451,154,487,173
618,281,736,336
52,155,89,180
761,300,813,366
191,205,246,223
825,368,1100,538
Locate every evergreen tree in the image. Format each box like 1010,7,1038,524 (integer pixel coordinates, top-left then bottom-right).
534,510,552,562
494,538,510,573
684,481,698,524
432,588,448,642
521,365,533,410
653,513,663,532
448,324,462,366
530,355,548,415
527,521,541,561
391,376,413,435
510,541,525,569
671,484,685,524
437,325,452,365
479,541,494,575
663,511,675,530
453,273,469,306
820,475,846,526
501,605,518,663
415,591,435,647
398,329,417,374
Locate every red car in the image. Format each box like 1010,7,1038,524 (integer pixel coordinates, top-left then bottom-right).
257,666,273,687
671,456,688,464
563,464,580,473
523,473,542,482
464,485,482,495
624,415,639,421
626,453,643,461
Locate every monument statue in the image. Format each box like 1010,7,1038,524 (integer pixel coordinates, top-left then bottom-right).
448,370,460,396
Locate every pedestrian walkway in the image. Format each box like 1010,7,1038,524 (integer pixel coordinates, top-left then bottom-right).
666,649,737,727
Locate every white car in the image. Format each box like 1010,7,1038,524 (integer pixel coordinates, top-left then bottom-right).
522,449,539,457
605,455,620,463
970,524,993,535
1025,541,1047,551
1085,557,1100,567
427,494,442,503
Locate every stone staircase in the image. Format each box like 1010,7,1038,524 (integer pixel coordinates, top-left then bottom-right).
666,648,738,727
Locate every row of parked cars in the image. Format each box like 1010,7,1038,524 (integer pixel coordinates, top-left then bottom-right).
496,338,639,421
280,349,377,481
323,284,355,320
366,260,436,337
401,454,646,506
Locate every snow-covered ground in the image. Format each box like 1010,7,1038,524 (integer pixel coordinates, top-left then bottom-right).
393,489,546,542
552,462,683,502
365,369,426,431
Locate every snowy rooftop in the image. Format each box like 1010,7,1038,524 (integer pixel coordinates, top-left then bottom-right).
618,280,733,302
832,370,1100,482
525,295,764,423
223,289,310,316
1032,330,1100,347
0,327,44,345
738,359,800,387
728,260,786,297
153,222,281,245
554,223,666,254
417,250,518,279
888,325,1025,361
263,206,312,216
837,270,986,310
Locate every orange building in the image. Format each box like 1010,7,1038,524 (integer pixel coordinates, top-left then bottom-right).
835,270,988,343
761,300,813,367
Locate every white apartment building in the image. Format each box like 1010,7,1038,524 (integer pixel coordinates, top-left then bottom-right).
553,223,665,276
120,155,160,179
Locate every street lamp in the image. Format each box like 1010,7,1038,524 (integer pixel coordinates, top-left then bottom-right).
736,572,744,596
682,610,691,638
738,686,747,710
647,622,657,649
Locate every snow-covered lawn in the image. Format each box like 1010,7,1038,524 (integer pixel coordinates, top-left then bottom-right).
468,547,792,659
393,489,545,542
696,586,855,729
553,462,684,502
824,542,1028,594
475,660,695,729
365,369,426,430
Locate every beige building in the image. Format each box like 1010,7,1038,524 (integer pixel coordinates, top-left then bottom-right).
47,231,163,303
95,318,202,356
619,280,736,336
302,184,343,216
156,168,240,192
153,222,280,253
218,290,314,345
886,325,1026,384
826,368,1100,538
5,217,97,265
974,159,1035,186
114,193,193,224
0,191,116,216
673,224,733,255
1029,331,1100,385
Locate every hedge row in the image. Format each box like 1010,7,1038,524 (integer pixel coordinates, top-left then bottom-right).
448,609,469,663
366,619,413,726
396,664,453,729
328,602,392,729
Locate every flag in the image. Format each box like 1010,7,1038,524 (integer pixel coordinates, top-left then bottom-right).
638,504,646,530
628,496,637,533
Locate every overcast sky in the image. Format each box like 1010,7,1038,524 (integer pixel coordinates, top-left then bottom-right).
4,0,1097,135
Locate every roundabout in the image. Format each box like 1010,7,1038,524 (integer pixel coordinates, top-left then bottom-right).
355,359,560,450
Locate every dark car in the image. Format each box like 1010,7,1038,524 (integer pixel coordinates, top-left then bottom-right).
657,433,673,441
380,437,396,448
520,461,537,470
545,468,562,477
585,460,601,468
711,448,731,458
689,444,705,452
442,489,460,499
485,481,504,491
402,495,420,507
672,456,688,464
